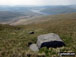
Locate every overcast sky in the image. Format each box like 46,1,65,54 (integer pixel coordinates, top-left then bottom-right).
0,0,76,6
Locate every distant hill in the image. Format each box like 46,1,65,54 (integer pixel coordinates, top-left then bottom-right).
0,5,76,15
0,6,42,23
0,11,24,22
40,6,76,15
0,5,76,23
0,6,42,15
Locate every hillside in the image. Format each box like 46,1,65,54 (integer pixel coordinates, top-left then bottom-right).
10,13,76,25
40,6,76,15
0,11,25,22
0,6,42,23
0,13,76,57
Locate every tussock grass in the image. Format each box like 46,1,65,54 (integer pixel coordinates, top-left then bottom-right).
0,13,76,57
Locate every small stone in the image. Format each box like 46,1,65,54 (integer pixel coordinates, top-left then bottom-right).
28,31,35,34
29,44,39,52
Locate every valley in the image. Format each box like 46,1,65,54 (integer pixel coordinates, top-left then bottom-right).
0,5,76,25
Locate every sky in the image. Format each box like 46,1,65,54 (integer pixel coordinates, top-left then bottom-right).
0,0,76,6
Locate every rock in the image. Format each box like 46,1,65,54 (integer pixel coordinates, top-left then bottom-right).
29,33,65,51
28,31,35,34
29,44,39,52
37,33,65,48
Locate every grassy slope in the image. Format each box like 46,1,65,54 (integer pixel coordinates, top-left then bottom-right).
0,13,76,57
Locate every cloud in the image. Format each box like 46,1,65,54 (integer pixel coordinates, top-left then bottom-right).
0,0,75,5
69,0,76,4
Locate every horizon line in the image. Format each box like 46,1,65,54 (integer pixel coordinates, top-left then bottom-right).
0,4,75,7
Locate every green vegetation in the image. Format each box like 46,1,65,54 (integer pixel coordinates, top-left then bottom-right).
0,13,76,57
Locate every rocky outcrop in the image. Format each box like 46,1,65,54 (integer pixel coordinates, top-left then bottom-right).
29,33,65,51
37,33,65,48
